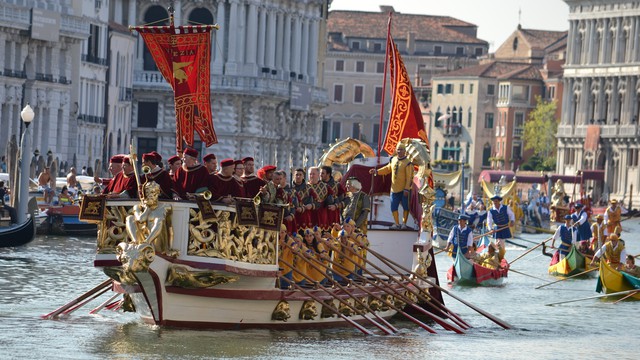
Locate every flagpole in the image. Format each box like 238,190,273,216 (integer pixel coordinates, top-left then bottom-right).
376,12,393,162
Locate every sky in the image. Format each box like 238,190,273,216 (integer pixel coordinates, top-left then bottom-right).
329,0,570,51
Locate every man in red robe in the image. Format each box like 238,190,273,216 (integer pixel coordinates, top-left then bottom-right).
211,158,243,204
172,147,212,200
241,156,266,198
167,155,182,177
308,166,334,230
292,168,314,230
94,155,124,189
203,153,217,175
103,156,138,199
321,165,346,225
141,152,174,199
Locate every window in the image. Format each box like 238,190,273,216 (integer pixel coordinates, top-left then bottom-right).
137,102,158,128
437,84,444,94
484,113,494,128
374,86,383,104
475,47,483,56
138,137,158,156
512,143,522,160
335,60,344,72
445,84,453,94
487,84,495,95
356,61,365,72
512,85,529,102
331,121,341,141
354,85,364,103
467,109,472,127
352,41,360,50
373,43,382,52
470,84,474,94
456,47,464,55
352,122,361,140
548,85,556,100
376,62,384,73
434,45,442,55
333,84,343,102
321,120,330,143
459,84,464,94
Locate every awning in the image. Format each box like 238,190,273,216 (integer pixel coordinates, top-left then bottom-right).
478,170,515,183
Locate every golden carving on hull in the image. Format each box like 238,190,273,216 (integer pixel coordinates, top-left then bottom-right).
380,294,393,312
413,249,432,278
299,300,318,320
272,300,291,321
116,242,155,285
121,294,136,312
368,297,383,311
400,138,435,234
355,297,368,312
338,299,354,316
394,295,406,309
321,299,335,318
126,181,177,256
187,208,277,264
404,290,418,304
165,265,239,288
98,206,133,253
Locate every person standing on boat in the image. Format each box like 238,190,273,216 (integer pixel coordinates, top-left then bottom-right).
257,165,278,203
590,215,606,252
308,166,334,230
486,195,515,259
591,233,627,269
604,199,622,235
141,152,174,199
551,215,576,260
444,214,474,259
103,157,138,199
292,168,315,230
94,155,124,190
369,142,413,229
203,153,217,175
38,166,55,204
66,167,80,197
321,165,346,225
274,170,297,234
172,147,212,200
572,203,592,242
210,159,243,204
241,157,266,198
342,177,370,234
167,155,182,177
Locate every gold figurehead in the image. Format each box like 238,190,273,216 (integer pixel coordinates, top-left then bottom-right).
125,181,175,255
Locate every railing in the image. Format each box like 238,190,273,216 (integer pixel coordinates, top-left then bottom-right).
82,54,108,66
513,127,524,137
77,114,106,125
61,14,90,37
0,4,30,27
3,68,26,79
35,73,54,82
58,76,72,85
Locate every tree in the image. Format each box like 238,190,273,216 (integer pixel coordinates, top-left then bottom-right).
524,96,557,170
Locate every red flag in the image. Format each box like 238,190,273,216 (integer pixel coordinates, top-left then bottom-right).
382,39,428,155
134,25,218,153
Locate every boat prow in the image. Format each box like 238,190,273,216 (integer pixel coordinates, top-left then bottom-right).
598,261,640,300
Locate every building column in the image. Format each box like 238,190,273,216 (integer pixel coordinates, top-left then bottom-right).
613,17,623,64
283,13,291,76
265,8,276,70
212,1,226,74
308,19,319,84
634,17,640,62
226,0,239,73
300,17,309,78
257,5,266,68
275,11,284,76
291,15,301,74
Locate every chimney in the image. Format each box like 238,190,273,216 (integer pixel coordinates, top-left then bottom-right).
407,32,416,55
379,5,395,14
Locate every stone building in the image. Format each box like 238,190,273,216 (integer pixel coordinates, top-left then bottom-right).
557,0,640,207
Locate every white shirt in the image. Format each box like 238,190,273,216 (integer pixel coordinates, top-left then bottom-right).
486,204,515,229
447,225,474,249
576,209,588,226
551,224,577,247
594,241,627,261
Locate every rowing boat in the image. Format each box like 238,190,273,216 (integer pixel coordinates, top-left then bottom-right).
548,246,596,277
447,236,508,286
596,260,640,300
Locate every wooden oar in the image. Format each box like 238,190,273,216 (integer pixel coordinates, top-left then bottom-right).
545,289,640,306
365,246,514,330
322,241,466,334
509,236,554,265
281,245,398,334
612,289,640,304
505,239,528,249
535,267,598,289
280,258,393,335
473,224,511,240
509,268,550,282
434,248,447,255
522,224,555,234
41,279,113,319
89,293,121,314
277,267,374,336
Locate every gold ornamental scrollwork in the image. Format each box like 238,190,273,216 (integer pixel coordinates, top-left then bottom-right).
298,300,318,320
116,242,155,285
98,205,133,253
165,265,239,288
271,300,291,322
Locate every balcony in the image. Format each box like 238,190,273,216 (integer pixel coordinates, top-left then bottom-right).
513,127,524,137
35,73,54,82
3,68,26,79
82,54,108,66
77,114,106,125
438,123,462,137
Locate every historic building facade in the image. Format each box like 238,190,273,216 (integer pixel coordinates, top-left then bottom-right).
557,0,640,207
324,6,487,154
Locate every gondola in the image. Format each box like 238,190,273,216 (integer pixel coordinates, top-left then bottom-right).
547,246,595,277
447,236,508,286
596,260,640,300
0,215,35,248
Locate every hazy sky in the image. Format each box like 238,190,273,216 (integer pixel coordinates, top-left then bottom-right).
329,0,570,51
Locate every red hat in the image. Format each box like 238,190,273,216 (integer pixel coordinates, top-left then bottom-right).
262,165,277,173
234,159,243,165
122,156,132,165
110,155,123,164
151,151,162,162
256,168,266,180
242,157,254,164
220,158,235,168
168,155,181,165
142,152,155,162
183,148,198,158
203,153,217,162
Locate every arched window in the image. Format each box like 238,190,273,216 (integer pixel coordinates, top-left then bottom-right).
467,107,472,127
143,6,169,71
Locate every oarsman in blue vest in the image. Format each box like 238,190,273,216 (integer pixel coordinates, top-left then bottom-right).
551,215,577,259
445,214,474,259
486,195,515,260
572,203,592,242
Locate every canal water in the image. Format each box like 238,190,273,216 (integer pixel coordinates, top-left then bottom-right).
1,221,638,359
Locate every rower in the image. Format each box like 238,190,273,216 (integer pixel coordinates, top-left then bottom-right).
486,194,515,260
551,215,576,260
572,203,592,242
444,214,474,259
591,234,627,269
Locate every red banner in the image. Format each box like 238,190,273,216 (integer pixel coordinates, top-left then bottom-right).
382,39,428,155
135,25,218,153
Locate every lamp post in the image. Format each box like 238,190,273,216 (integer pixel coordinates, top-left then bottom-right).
460,156,465,210
16,104,34,225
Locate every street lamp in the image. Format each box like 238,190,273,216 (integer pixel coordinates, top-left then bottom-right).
16,104,34,225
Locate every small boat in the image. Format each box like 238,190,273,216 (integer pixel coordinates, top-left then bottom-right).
37,204,97,236
447,236,508,286
547,246,595,277
0,214,35,248
596,260,640,300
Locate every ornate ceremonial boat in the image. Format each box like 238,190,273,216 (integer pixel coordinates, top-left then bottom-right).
548,246,595,277
596,260,640,300
447,236,508,287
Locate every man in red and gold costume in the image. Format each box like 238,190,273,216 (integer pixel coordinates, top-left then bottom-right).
604,199,622,235
257,165,278,202
308,166,334,230
241,157,266,198
103,156,138,199
141,152,174,199
292,168,315,230
167,155,182,177
276,169,298,234
203,153,218,175
321,165,346,225
172,147,212,200
94,155,124,189
211,158,243,204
